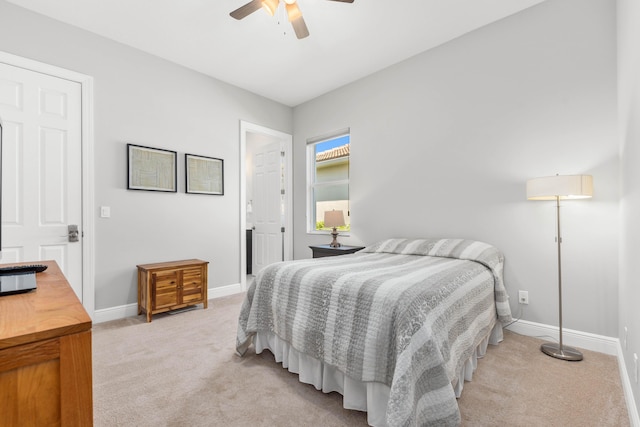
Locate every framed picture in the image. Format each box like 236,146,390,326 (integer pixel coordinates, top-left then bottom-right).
185,153,224,195
127,144,177,192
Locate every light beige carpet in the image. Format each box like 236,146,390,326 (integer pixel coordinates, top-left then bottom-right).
93,293,630,426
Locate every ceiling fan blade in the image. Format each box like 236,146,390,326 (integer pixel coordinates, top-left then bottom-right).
230,0,263,20
291,16,309,39
327,0,354,3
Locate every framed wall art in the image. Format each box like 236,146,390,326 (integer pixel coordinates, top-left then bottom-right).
127,144,177,192
185,153,224,195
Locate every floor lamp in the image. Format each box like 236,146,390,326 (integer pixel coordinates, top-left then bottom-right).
526,174,593,361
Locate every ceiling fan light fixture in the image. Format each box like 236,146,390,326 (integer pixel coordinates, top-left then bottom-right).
286,2,302,22
230,0,353,39
261,0,279,16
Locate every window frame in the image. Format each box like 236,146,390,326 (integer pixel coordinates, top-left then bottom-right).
306,128,350,235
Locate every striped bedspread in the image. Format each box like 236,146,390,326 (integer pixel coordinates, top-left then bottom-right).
237,238,512,426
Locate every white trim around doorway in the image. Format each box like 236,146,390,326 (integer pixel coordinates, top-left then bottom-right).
239,120,293,292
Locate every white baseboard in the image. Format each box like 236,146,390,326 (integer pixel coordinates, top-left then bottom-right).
93,301,139,323
507,319,638,426
208,282,243,299
505,319,618,355
93,283,244,324
616,341,640,427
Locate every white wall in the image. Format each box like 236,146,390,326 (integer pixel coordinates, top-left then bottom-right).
293,0,618,337
0,1,292,310
618,0,640,414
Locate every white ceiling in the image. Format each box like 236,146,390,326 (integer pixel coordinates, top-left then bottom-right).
6,0,546,107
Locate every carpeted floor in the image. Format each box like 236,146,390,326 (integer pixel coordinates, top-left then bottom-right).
92,293,630,426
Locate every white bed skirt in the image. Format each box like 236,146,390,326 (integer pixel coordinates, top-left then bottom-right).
254,323,503,427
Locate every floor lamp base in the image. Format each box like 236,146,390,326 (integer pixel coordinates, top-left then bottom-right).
541,342,583,361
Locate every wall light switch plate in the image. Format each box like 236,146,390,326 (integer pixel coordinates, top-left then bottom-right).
634,353,638,383
100,206,111,218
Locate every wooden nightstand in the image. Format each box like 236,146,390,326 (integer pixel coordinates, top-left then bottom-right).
309,244,365,258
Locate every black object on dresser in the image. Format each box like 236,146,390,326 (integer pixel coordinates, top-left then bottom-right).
309,244,365,258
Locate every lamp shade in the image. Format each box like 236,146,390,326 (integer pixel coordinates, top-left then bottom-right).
261,0,279,16
324,210,345,228
526,175,593,201
286,2,302,22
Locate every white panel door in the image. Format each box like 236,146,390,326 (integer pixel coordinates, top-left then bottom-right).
252,141,283,275
0,62,83,300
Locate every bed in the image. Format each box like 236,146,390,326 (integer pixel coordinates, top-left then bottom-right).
236,238,512,426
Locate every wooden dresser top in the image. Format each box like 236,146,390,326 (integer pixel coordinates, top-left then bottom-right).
0,260,92,350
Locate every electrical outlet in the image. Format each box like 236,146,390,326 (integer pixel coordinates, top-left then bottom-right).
518,290,529,305
635,354,638,384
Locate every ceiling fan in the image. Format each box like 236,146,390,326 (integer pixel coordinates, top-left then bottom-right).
230,0,354,40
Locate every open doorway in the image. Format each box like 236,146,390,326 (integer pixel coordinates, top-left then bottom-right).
239,121,292,291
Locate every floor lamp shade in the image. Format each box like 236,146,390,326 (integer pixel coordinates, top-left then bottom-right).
526,174,593,362
526,175,593,200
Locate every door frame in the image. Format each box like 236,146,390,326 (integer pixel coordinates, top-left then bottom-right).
239,120,292,291
0,51,95,318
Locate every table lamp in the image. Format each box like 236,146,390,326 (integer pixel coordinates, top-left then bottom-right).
324,210,345,248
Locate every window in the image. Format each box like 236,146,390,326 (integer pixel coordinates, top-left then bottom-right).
307,129,350,233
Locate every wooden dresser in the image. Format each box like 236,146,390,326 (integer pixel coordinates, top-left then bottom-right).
0,260,93,426
137,259,209,322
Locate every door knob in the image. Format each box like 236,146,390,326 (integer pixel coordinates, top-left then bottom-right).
68,225,79,242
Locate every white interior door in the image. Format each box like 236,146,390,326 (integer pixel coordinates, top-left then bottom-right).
252,141,283,274
0,62,83,300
